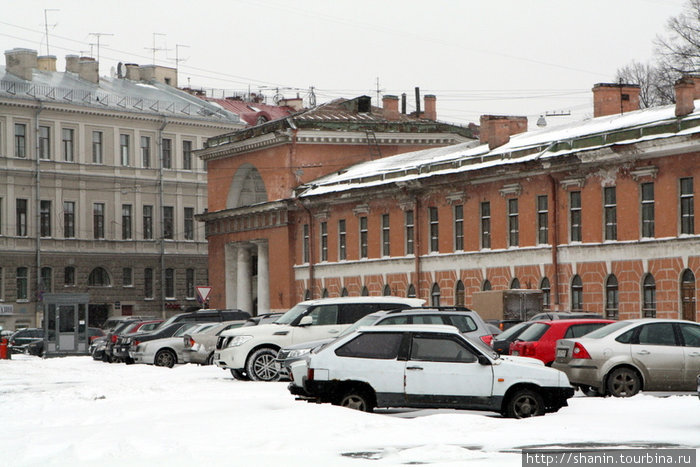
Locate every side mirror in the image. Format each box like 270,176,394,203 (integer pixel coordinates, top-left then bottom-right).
477,355,492,366
298,316,313,327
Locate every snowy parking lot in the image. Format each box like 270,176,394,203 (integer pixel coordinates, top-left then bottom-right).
1,355,698,466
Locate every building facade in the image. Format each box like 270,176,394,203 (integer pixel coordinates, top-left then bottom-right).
0,48,244,330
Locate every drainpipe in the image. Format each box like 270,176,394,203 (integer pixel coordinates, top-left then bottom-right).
548,174,561,310
34,101,43,326
157,117,168,318
413,193,422,300
295,199,315,299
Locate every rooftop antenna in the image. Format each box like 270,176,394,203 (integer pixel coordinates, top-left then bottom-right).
43,9,59,55
145,33,168,65
88,32,113,73
173,44,189,84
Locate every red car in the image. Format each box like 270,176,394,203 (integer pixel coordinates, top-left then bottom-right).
509,319,615,365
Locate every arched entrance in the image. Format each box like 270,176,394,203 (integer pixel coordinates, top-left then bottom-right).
681,269,696,322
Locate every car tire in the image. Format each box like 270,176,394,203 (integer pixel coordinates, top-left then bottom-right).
580,385,602,397
505,388,545,418
230,369,250,380
338,388,375,412
246,348,281,381
205,352,215,366
606,367,641,397
154,349,177,368
125,357,135,365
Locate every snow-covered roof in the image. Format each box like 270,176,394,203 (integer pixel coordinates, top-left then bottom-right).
298,101,700,198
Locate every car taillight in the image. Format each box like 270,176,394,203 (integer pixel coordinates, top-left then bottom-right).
188,337,195,347
480,335,494,346
307,368,314,381
111,335,117,344
132,340,140,347
522,342,537,357
572,342,591,359
499,323,505,331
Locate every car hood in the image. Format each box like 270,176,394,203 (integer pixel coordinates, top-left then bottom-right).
499,355,545,366
281,338,335,351
219,322,286,338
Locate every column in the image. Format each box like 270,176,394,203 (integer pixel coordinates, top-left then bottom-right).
224,243,238,309
255,241,270,314
237,245,253,313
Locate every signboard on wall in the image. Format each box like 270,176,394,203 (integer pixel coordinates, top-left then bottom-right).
0,304,13,315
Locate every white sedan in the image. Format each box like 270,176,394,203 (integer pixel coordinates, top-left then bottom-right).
132,323,217,367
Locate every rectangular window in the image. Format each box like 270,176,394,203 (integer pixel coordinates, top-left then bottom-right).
16,267,28,300
480,201,491,249
359,216,368,258
39,126,50,159
570,191,582,242
405,210,414,255
184,207,194,240
14,123,26,157
141,136,151,168
680,177,694,235
454,205,464,251
92,131,103,163
381,214,390,256
41,268,53,293
429,207,439,252
537,195,548,245
320,221,328,261
183,140,193,170
508,198,519,247
338,219,346,260
165,268,175,298
163,206,174,240
186,269,195,298
604,186,617,241
302,224,309,263
122,204,132,240
123,267,133,287
641,182,655,238
64,266,75,286
16,199,27,237
63,201,75,238
144,268,154,299
62,128,74,162
93,203,105,239
143,205,153,240
120,134,130,166
162,138,172,169
40,200,51,237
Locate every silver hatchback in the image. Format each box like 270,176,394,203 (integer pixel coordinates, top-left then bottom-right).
553,318,700,397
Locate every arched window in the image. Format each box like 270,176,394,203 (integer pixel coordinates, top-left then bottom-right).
431,283,441,307
482,279,492,291
605,275,619,319
88,267,110,287
540,277,551,310
322,288,329,298
341,287,349,297
407,284,416,298
361,286,369,296
571,275,583,311
304,289,311,301
382,284,391,296
642,274,656,318
226,163,268,209
510,278,520,289
681,269,696,321
455,280,465,307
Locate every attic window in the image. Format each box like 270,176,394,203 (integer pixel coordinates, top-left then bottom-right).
164,78,171,85
358,96,371,113
621,94,630,101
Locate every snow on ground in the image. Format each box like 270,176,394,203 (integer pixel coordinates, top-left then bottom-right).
1,355,698,467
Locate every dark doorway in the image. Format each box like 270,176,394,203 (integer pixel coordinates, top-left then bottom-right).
681,269,696,322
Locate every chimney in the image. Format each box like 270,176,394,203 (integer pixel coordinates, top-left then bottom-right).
675,76,695,117
124,63,140,81
479,115,528,150
424,95,437,121
139,65,178,86
77,57,99,84
279,97,304,111
37,55,57,72
592,83,641,117
382,95,400,121
5,48,38,80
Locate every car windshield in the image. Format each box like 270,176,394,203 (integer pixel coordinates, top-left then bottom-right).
173,323,201,337
275,304,311,325
337,314,383,338
496,321,533,340
580,320,631,339
515,322,550,342
464,335,499,359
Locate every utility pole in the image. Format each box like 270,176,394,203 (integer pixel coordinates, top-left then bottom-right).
43,9,59,55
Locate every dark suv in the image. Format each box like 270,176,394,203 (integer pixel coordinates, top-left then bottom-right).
159,309,250,329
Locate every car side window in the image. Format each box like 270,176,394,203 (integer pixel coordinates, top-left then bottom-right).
443,315,477,333
409,335,477,363
636,323,677,346
337,304,371,324
309,305,339,325
378,316,409,325
335,332,403,359
412,315,443,325
565,323,608,338
679,324,700,347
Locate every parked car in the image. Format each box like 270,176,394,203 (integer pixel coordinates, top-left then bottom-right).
100,315,156,333
509,319,615,366
183,321,247,365
289,324,574,418
112,320,164,363
491,321,537,355
157,309,250,330
214,296,425,381
9,328,44,353
553,319,700,397
241,313,283,327
120,322,199,361
528,312,604,321
276,306,496,378
131,323,217,367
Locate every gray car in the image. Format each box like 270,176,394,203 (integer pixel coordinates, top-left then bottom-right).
183,321,247,365
553,318,700,397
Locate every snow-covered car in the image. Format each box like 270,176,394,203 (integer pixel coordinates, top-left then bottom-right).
289,324,573,418
131,323,217,367
183,321,247,365
214,296,425,381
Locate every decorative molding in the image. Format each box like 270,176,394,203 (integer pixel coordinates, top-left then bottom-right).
630,166,658,181
445,191,466,205
499,183,522,197
560,177,585,190
313,209,329,220
398,199,415,211
353,204,370,216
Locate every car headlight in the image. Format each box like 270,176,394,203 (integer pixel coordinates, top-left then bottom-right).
228,335,253,347
287,348,311,358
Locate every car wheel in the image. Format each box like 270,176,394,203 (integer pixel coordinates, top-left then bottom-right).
154,349,176,368
230,369,250,381
338,389,374,412
606,367,641,397
580,385,602,397
125,357,135,365
206,352,215,366
245,348,280,381
505,388,545,418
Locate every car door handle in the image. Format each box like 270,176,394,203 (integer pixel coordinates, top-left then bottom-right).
328,329,339,334
689,352,700,357
406,366,423,371
636,350,650,355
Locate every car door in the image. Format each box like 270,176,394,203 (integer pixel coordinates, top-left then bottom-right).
403,333,493,409
632,322,684,390
290,304,344,344
678,323,700,389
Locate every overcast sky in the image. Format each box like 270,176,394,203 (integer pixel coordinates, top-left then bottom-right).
0,0,688,126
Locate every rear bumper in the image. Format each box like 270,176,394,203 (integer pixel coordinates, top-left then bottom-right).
552,362,603,391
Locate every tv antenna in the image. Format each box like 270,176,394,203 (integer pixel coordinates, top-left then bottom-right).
145,33,168,64
43,9,59,55
172,44,189,81
89,32,113,73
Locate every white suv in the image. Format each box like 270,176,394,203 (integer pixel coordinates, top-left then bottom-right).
290,324,574,418
213,296,424,381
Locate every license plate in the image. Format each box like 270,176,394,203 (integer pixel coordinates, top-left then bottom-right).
557,349,568,358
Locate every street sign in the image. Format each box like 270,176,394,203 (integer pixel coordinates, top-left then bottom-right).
196,286,212,304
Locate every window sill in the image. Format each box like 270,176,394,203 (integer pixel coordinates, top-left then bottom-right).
144,298,155,301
